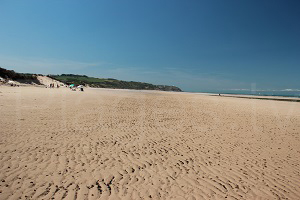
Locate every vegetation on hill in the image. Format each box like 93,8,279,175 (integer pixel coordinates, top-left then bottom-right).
0,67,41,84
49,74,182,91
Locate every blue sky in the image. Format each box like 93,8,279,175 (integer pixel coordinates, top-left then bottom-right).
0,0,299,92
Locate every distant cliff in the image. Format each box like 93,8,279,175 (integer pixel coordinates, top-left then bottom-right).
49,74,182,92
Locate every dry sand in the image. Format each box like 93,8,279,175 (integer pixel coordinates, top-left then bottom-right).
37,76,65,87
0,86,300,199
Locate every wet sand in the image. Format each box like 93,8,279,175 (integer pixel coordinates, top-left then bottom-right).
1,86,300,199
211,93,300,102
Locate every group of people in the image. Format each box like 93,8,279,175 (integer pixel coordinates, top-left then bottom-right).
70,85,84,92
47,82,84,91
49,83,60,88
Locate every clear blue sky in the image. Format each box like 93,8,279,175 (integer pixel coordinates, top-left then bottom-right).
1,0,299,91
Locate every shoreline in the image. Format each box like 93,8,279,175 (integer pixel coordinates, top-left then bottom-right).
210,93,300,102
174,90,300,102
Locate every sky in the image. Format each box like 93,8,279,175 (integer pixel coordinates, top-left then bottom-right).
0,0,299,92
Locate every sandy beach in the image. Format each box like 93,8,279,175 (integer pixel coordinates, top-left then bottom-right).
1,86,300,200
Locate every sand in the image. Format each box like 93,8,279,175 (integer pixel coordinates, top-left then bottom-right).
0,86,300,200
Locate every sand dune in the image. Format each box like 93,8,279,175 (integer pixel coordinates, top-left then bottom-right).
37,76,65,87
0,86,300,199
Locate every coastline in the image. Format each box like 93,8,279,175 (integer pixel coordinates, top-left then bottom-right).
211,93,300,102
179,90,300,102
2,84,300,102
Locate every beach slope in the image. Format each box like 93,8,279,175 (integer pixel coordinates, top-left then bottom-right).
0,86,300,199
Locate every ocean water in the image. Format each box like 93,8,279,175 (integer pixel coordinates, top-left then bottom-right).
199,90,300,98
